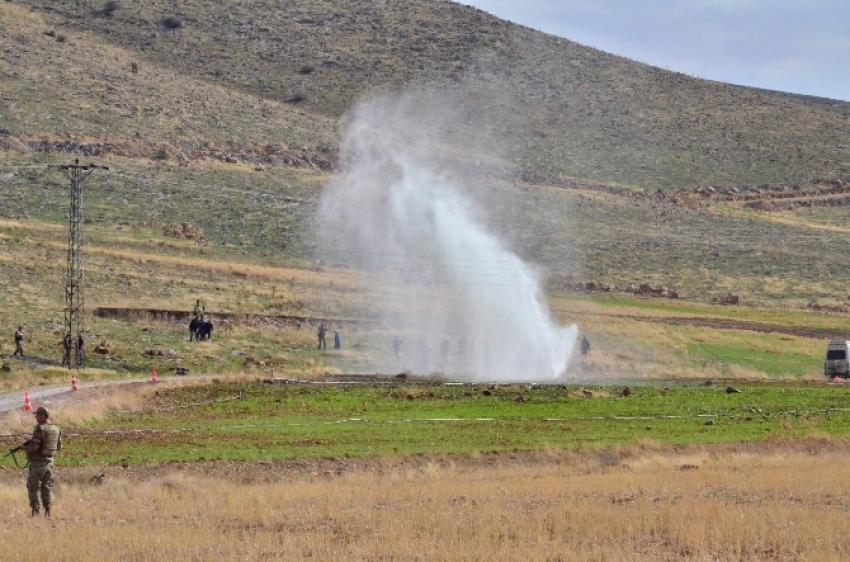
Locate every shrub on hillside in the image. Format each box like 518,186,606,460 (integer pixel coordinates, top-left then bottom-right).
162,16,183,29
99,1,119,17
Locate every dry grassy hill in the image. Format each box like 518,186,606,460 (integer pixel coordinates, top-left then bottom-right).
5,0,850,189
4,0,850,311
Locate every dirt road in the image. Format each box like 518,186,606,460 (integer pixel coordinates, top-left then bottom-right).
0,376,204,415
0,383,76,415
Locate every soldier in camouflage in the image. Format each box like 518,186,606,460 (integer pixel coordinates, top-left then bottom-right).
22,406,62,517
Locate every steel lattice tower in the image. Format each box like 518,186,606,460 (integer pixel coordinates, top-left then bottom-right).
59,159,108,368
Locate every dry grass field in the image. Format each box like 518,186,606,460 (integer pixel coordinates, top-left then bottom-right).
2,441,850,561
5,1,850,559
1,212,845,384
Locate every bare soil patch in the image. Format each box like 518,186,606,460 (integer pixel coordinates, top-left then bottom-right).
574,309,847,340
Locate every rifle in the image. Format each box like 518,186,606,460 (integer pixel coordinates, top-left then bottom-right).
4,439,31,468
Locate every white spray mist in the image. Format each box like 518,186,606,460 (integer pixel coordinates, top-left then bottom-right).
319,94,577,381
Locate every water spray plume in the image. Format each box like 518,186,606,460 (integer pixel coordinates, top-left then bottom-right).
320,94,577,382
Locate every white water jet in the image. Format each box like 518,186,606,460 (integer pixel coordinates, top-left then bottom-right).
319,94,577,381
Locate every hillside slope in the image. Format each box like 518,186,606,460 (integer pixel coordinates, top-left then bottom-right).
4,1,850,309
6,0,850,189
0,3,337,165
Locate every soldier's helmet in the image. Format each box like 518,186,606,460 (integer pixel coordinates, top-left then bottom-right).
35,406,49,418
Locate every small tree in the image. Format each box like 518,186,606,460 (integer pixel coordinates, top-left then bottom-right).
101,1,119,17
162,16,183,29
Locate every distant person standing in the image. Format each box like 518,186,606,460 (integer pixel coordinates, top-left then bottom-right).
22,407,62,517
439,338,450,369
416,336,430,373
76,333,85,366
580,336,590,356
13,326,24,358
61,333,72,368
333,330,341,350
317,322,327,350
456,337,467,369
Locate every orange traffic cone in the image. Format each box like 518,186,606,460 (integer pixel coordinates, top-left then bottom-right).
22,392,33,412
71,375,78,391
151,367,158,384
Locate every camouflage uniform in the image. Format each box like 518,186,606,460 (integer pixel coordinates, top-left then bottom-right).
13,328,24,358
23,407,62,516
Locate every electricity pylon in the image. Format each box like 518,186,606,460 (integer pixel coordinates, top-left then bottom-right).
58,159,108,368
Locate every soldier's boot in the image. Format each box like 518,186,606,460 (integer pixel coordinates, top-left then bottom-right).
43,504,51,518
31,504,39,517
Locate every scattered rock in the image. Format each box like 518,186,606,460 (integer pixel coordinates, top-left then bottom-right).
806,300,849,313
163,223,203,240
712,293,740,305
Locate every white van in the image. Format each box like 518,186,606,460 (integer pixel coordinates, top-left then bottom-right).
825,341,850,378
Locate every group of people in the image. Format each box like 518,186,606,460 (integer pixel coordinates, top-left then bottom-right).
3,327,85,368
60,332,85,368
188,315,214,342
317,322,341,350
390,335,477,373
388,334,592,373
188,299,214,342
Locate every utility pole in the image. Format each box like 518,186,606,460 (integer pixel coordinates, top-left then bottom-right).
59,159,108,368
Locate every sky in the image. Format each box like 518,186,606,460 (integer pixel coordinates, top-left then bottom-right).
465,0,850,102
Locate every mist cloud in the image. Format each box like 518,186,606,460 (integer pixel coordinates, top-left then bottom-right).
319,92,577,381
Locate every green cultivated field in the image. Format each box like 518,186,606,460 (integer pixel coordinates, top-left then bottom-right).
24,381,850,467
